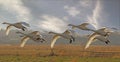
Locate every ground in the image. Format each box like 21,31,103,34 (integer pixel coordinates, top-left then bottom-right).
0,45,120,62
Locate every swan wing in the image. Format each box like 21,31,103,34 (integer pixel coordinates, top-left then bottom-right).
51,35,60,49
19,22,30,27
85,33,98,49
29,31,40,36
0,27,1,31
20,36,30,47
79,23,89,27
5,25,12,35
63,30,71,35
98,27,107,31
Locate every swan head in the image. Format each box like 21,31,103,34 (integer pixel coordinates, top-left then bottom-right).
2,22,8,24
48,32,55,34
68,24,74,26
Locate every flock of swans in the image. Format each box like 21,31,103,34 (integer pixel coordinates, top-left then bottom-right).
0,22,118,56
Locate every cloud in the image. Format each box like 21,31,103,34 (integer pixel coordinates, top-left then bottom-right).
38,15,68,33
64,5,80,17
0,0,32,22
79,0,91,7
87,0,101,29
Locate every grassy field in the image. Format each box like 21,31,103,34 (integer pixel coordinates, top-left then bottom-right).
0,56,120,62
0,45,120,62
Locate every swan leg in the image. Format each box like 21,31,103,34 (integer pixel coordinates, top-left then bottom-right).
69,36,75,43
71,36,75,42
69,39,72,44
105,40,110,44
22,28,25,31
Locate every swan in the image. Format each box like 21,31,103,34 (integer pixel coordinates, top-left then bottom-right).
68,23,112,37
2,22,30,35
16,31,46,47
68,23,94,31
85,33,110,49
92,27,113,37
49,30,75,55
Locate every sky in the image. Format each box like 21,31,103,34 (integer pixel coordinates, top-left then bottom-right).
0,0,120,33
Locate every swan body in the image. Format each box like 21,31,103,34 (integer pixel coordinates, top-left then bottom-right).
16,31,46,47
49,30,75,55
85,33,110,49
3,22,30,35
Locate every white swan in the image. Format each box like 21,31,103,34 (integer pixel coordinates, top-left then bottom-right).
49,30,75,55
85,33,110,49
68,23,94,31
2,22,30,35
92,27,113,37
16,31,46,47
68,23,112,37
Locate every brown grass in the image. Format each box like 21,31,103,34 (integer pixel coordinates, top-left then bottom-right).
0,44,120,58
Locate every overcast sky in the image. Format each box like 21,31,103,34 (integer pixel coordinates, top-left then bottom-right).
0,0,120,33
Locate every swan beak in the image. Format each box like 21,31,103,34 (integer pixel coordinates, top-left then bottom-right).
2,22,6,24
48,32,52,34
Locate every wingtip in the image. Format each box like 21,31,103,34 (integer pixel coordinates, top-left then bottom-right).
20,45,24,48
84,47,88,50
84,47,87,50
6,33,9,36
84,45,89,50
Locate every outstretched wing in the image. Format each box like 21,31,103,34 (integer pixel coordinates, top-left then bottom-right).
63,30,71,35
29,31,40,36
5,25,12,35
79,23,89,27
20,36,30,47
69,30,79,37
51,35,60,49
98,27,107,31
85,33,98,49
20,22,30,27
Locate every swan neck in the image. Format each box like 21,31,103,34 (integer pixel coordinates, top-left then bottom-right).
49,32,58,34
3,22,11,25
